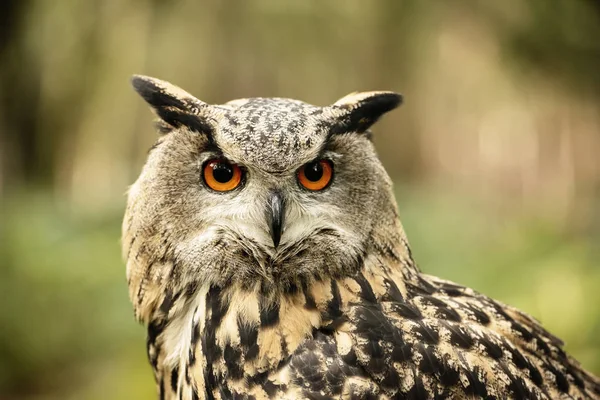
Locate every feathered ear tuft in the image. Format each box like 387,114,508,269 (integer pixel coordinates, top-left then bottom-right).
329,91,402,134
131,75,217,135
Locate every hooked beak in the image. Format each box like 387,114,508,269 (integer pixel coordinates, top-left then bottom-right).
267,191,285,248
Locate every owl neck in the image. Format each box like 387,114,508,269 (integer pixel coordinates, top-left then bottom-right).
153,228,420,398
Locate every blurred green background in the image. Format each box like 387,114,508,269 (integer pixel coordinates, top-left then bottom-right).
1,0,599,398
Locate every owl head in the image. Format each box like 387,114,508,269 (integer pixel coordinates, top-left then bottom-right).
124,75,403,322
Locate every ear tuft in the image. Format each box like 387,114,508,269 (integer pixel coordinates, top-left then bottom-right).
131,75,203,110
330,91,402,134
131,75,215,135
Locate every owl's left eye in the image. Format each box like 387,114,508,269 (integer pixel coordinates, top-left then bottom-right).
202,159,243,192
297,159,334,191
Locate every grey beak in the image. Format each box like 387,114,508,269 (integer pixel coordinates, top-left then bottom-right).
267,191,285,248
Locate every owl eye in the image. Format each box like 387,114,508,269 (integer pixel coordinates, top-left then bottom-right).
202,159,243,192
297,160,333,191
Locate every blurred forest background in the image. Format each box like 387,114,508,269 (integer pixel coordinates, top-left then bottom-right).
1,0,599,398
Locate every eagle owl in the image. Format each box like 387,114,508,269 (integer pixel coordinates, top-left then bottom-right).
123,75,600,400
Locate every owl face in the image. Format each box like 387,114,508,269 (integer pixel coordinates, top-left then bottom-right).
124,76,402,311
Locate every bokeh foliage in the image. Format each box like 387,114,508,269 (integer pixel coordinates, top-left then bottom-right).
0,0,599,398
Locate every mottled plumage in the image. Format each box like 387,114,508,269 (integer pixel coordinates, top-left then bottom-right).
124,75,600,399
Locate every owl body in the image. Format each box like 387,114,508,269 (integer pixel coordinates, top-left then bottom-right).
124,76,600,399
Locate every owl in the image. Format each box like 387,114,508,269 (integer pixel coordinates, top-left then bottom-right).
123,75,600,400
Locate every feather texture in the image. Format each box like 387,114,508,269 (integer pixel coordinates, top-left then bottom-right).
124,76,600,399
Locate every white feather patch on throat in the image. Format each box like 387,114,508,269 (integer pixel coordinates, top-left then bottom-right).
162,284,210,369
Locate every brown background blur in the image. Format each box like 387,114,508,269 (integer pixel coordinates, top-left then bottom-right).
1,1,599,399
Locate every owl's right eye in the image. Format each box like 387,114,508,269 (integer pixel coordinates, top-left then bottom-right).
202,159,243,192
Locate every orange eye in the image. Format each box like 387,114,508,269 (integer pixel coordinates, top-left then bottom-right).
297,160,333,191
202,159,243,192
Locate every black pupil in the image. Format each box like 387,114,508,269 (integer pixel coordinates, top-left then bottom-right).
304,162,323,182
212,163,234,183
